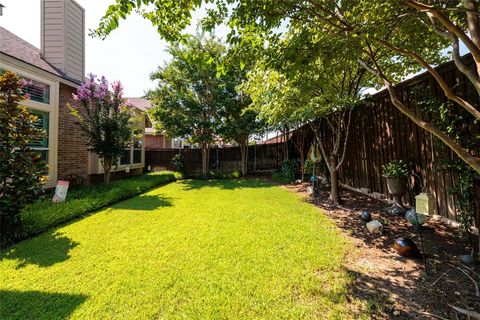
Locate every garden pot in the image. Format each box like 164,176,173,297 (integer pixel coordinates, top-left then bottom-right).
385,176,408,215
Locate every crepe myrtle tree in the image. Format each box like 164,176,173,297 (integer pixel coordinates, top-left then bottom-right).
93,0,480,174
244,30,372,204
217,60,264,177
0,71,47,246
69,74,133,186
147,36,225,178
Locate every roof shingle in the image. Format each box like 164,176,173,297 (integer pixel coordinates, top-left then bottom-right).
0,26,79,83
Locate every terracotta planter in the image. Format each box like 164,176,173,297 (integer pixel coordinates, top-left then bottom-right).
385,175,408,215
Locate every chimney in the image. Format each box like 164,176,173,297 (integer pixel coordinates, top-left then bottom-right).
41,0,85,83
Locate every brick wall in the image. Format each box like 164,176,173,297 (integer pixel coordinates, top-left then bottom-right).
57,83,89,183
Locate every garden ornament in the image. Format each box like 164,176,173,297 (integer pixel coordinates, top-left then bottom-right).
393,237,420,258
360,211,372,223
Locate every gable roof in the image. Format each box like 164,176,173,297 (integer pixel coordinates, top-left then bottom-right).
0,26,79,84
126,98,153,112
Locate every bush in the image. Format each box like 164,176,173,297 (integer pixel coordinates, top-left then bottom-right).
0,71,48,247
282,159,301,182
171,153,185,174
20,171,180,238
271,159,301,184
211,170,242,179
382,160,409,178
303,160,314,181
271,171,291,184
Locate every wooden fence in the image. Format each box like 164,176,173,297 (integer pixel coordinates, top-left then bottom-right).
291,57,480,223
145,143,286,176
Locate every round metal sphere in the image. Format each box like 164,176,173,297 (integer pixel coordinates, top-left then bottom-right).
393,237,419,258
360,211,372,223
405,209,427,226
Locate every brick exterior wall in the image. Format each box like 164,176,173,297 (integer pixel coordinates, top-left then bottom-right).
57,83,89,183
145,134,171,149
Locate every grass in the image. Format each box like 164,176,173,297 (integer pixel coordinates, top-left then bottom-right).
20,171,180,237
1,179,370,319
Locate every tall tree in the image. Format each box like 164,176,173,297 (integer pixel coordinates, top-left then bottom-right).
218,67,263,176
148,36,225,177
69,74,133,185
0,71,47,246
93,0,480,174
244,32,373,204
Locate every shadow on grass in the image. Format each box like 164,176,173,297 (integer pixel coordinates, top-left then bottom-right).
0,290,87,320
181,178,274,191
1,232,78,268
111,194,174,211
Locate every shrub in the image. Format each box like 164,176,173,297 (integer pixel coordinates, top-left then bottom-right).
303,160,314,181
171,153,185,174
211,170,242,179
271,171,291,184
382,160,409,178
0,71,48,247
20,171,180,239
281,159,301,182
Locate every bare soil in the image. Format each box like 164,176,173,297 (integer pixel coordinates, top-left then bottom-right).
285,181,480,319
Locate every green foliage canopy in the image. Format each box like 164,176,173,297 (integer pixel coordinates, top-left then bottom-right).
0,71,47,246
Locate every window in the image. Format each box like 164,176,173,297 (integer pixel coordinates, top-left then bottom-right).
119,149,131,165
0,69,51,104
133,130,142,164
28,110,49,162
23,77,50,104
117,129,143,166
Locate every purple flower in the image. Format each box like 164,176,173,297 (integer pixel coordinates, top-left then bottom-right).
112,81,123,95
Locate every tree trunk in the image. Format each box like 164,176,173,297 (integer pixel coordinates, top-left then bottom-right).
201,144,210,179
240,142,248,177
102,156,112,186
283,126,289,161
299,145,305,181
329,155,340,205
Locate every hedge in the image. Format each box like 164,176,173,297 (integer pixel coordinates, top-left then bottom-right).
20,171,181,237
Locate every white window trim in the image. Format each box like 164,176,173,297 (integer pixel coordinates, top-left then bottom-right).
2,62,59,188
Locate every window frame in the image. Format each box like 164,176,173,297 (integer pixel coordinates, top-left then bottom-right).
1,64,59,188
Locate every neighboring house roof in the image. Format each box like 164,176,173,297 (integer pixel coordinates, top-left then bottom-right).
258,132,293,144
0,27,79,84
126,98,153,112
126,98,156,134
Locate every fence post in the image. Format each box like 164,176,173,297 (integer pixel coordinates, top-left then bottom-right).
254,144,257,171
216,148,219,174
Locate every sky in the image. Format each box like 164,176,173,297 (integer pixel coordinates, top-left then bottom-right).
0,0,228,97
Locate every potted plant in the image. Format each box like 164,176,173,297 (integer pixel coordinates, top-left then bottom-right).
382,160,409,215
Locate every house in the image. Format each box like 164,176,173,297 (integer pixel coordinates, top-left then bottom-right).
126,97,192,149
0,0,146,187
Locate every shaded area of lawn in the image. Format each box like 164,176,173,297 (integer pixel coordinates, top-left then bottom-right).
0,290,87,320
0,179,372,319
20,171,179,238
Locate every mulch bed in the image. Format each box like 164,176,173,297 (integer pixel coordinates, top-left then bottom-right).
285,181,480,319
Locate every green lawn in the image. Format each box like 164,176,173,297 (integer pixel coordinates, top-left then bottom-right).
0,179,369,319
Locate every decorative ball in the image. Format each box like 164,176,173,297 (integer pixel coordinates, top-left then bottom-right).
393,237,419,258
405,209,427,226
360,211,372,223
310,175,318,182
460,255,476,265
